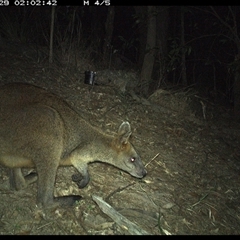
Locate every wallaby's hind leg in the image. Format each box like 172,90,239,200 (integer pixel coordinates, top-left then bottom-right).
35,157,82,208
35,157,60,207
9,168,38,190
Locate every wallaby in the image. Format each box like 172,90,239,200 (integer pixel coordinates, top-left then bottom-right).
0,83,147,208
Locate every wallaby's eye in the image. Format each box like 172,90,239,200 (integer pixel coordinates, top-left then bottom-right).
130,157,135,162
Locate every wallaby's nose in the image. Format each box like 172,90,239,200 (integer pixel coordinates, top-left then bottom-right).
142,168,147,177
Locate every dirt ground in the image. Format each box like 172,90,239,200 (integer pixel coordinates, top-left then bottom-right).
0,47,240,235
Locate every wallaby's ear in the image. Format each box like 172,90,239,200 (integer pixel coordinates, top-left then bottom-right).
117,121,132,145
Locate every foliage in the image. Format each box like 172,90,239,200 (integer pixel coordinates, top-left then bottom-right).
54,7,82,53
118,36,136,55
0,8,33,43
167,37,192,73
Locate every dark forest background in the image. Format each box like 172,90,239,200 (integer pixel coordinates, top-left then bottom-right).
0,6,240,116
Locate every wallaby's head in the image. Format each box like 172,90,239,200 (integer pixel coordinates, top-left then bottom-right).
110,121,147,178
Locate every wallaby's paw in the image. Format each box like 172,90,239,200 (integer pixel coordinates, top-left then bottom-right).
72,173,89,189
25,172,38,185
54,195,82,206
72,173,83,182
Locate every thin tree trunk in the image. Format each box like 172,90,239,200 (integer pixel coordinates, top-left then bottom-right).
103,6,115,68
49,6,55,64
156,6,169,89
134,6,147,69
140,6,156,96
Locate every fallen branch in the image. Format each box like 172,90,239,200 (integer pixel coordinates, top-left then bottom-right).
92,195,151,235
145,152,160,167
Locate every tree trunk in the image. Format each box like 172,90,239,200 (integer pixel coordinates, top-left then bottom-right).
134,6,148,69
156,6,169,89
49,6,55,64
140,6,156,96
103,6,115,68
89,7,106,53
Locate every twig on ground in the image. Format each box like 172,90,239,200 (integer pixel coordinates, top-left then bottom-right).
145,152,160,167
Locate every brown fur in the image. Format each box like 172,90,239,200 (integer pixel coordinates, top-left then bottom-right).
0,83,147,207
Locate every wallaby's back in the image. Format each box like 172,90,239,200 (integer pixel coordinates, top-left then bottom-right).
0,83,96,157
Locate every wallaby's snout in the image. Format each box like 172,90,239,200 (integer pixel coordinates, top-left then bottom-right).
136,162,147,178
129,157,147,178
